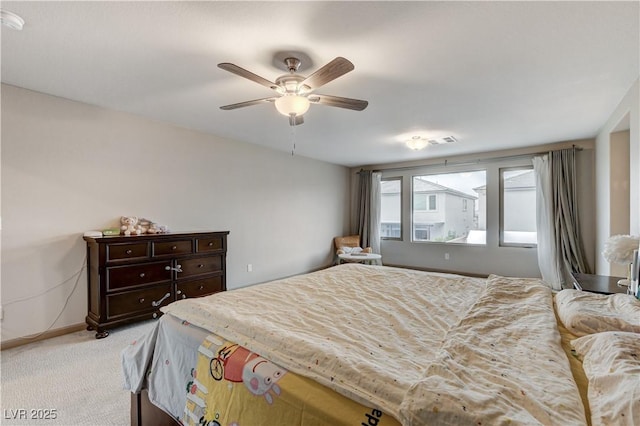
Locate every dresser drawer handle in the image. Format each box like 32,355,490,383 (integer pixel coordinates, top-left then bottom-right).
208,242,214,246
181,294,186,299
198,264,204,268
176,290,182,295
139,298,145,303
139,273,145,278
165,265,183,273
151,292,171,307
171,245,177,250
152,312,158,319
198,285,204,291
126,249,133,255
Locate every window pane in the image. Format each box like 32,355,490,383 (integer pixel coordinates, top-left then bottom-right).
502,169,537,245
381,178,401,239
412,171,486,244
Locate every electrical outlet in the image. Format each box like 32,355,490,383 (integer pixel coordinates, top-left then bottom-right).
444,253,450,260
247,264,253,272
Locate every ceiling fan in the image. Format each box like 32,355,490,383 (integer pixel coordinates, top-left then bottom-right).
218,56,368,126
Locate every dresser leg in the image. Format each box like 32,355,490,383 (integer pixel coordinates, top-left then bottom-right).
95,329,110,339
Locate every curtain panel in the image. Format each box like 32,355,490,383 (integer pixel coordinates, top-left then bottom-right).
534,148,591,289
533,155,562,288
356,170,382,255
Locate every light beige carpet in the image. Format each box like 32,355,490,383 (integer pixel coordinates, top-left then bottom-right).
1,320,156,425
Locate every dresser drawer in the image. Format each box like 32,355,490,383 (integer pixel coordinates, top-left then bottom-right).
107,284,173,319
152,240,193,257
106,243,149,262
179,255,223,279
176,276,224,299
107,261,172,291
196,236,225,253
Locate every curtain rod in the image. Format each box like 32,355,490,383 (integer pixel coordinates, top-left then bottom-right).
359,145,583,174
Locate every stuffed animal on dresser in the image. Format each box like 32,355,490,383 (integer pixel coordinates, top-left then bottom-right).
120,216,142,236
136,218,151,234
147,222,169,234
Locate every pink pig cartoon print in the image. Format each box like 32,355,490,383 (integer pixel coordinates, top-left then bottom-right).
241,356,286,404
209,341,288,405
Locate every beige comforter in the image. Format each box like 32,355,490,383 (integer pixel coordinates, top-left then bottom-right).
162,264,586,425
399,275,586,425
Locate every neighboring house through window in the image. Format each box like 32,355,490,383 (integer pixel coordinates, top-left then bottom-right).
381,178,402,239
412,171,485,244
500,168,537,246
414,193,437,211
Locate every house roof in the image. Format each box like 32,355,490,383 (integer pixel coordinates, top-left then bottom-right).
504,170,535,189
413,178,477,200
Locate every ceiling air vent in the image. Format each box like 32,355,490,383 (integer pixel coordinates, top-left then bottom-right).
427,136,457,145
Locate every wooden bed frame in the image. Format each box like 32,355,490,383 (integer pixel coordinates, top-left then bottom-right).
131,390,180,426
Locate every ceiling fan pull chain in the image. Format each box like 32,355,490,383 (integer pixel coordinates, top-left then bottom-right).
290,122,297,156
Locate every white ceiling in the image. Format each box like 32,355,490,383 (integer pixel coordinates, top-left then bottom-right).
1,1,638,167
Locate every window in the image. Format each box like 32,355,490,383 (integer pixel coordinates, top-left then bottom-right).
500,167,537,246
412,171,486,244
414,194,436,211
381,178,402,239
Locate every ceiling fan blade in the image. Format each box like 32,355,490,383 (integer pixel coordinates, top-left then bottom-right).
288,115,304,126
301,57,354,90
308,94,368,111
218,63,278,91
220,97,276,110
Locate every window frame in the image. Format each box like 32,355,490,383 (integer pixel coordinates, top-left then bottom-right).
499,166,537,248
380,176,403,241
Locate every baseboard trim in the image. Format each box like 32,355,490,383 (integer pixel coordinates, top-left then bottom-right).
1,322,87,350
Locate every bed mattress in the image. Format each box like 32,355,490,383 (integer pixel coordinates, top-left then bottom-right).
122,264,593,425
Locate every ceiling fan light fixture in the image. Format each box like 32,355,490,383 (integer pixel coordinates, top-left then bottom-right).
274,94,310,117
406,136,428,150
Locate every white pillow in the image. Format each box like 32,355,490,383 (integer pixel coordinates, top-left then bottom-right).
571,332,640,426
555,290,640,336
340,246,363,254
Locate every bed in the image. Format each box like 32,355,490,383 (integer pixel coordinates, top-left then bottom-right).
122,264,640,426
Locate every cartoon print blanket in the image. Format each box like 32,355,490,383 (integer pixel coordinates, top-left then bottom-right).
122,311,400,426
182,334,401,426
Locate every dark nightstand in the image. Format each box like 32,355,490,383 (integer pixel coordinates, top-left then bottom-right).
570,272,628,295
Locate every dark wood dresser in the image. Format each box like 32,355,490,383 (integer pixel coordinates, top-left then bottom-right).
84,231,229,338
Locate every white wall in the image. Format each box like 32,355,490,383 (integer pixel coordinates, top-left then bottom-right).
595,78,640,275
0,84,350,342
